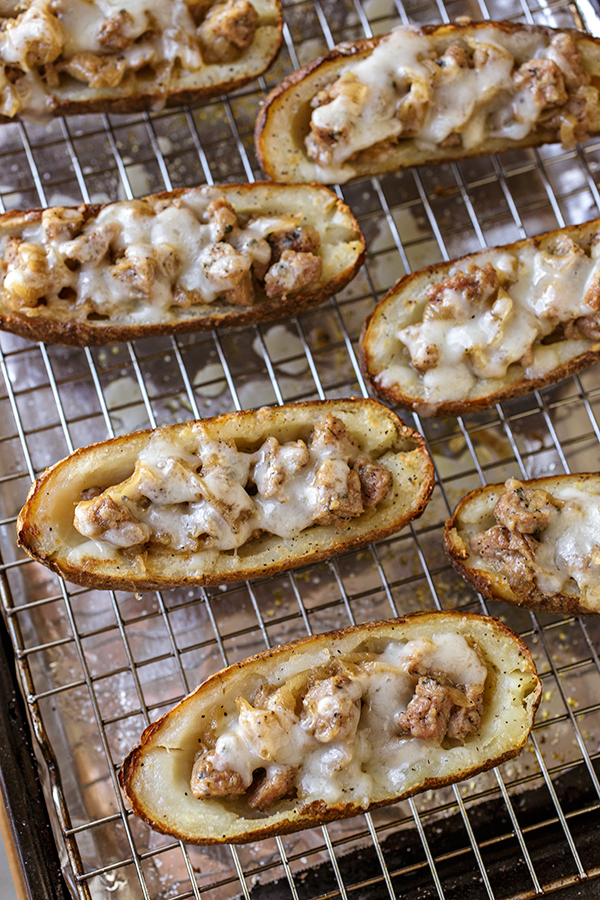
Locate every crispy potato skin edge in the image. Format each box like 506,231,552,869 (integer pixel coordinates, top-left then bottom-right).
360,218,600,417
119,610,541,844
16,398,434,591
0,4,284,124
255,21,600,183
0,183,365,346
443,473,600,616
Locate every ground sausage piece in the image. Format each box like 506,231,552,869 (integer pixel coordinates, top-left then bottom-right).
441,43,472,69
424,262,501,318
301,672,362,743
198,0,258,62
41,207,85,242
447,685,484,742
58,52,127,88
80,486,104,501
469,524,511,558
494,477,562,534
268,226,321,264
109,247,158,297
576,314,600,340
470,524,542,597
411,342,440,374
263,249,322,299
73,494,150,548
224,270,255,306
247,765,297,811
396,676,455,743
472,41,512,74
309,413,358,461
96,10,134,50
397,676,484,744
312,459,364,525
513,58,568,111
498,531,541,596
306,72,368,165
201,241,252,287
207,197,238,241
252,436,310,498
352,456,393,508
3,241,49,307
548,33,590,90
62,222,120,266
3,3,64,70
395,75,431,135
190,752,250,800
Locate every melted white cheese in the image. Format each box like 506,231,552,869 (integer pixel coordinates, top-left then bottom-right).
206,633,487,809
532,485,600,608
71,417,392,557
396,241,600,408
307,25,597,180
2,196,312,319
0,0,261,117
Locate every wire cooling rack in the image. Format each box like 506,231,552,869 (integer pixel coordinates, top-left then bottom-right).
2,0,600,898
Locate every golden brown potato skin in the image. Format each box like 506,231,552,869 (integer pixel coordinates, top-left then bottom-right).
16,398,434,592
0,1,283,123
255,20,600,184
0,183,365,346
360,217,600,418
444,473,600,615
119,611,541,844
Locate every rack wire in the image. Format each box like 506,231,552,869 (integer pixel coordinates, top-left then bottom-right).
2,0,600,897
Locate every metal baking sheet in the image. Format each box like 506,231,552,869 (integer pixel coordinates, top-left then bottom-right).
1,1,600,898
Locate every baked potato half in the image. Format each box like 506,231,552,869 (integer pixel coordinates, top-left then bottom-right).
255,20,600,185
0,0,282,122
444,474,600,615
0,182,365,346
16,398,434,592
361,217,600,417
119,610,541,844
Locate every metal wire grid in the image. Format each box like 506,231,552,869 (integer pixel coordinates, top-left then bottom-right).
0,0,600,897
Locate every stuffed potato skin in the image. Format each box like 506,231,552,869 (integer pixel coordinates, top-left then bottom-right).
16,398,434,592
444,474,600,615
255,20,600,185
0,0,283,123
361,217,600,417
119,610,541,844
0,182,365,346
